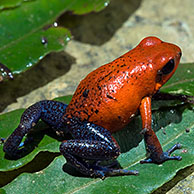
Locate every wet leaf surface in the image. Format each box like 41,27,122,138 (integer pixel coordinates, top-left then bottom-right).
0,0,109,77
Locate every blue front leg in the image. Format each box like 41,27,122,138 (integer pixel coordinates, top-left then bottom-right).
3,100,67,159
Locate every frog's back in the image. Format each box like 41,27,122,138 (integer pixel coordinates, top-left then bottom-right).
65,50,154,132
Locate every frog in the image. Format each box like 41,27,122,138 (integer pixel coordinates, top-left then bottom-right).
3,36,188,179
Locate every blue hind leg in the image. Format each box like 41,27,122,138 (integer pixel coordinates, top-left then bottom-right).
3,100,67,159
60,121,139,178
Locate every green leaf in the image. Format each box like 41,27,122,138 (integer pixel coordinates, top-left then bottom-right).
161,63,194,96
1,27,71,74
68,0,109,14
2,107,194,194
0,0,109,74
0,0,33,11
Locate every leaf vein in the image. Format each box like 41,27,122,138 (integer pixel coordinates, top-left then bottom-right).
163,78,194,89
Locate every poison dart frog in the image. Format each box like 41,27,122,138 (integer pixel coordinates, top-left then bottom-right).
3,37,186,179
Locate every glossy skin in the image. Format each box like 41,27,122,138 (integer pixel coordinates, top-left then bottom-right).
65,37,181,132
3,37,183,178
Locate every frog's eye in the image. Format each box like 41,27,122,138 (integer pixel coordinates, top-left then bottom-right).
161,59,175,75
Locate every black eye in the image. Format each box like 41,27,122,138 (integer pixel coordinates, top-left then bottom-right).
161,59,175,75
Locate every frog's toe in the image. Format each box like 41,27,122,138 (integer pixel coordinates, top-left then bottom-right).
167,143,181,154
140,158,153,164
92,170,106,179
157,151,182,163
141,143,182,164
105,169,139,177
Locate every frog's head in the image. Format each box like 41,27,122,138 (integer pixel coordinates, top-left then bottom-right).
139,36,182,92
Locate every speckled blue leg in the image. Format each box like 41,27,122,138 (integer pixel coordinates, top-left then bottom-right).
60,121,138,178
3,100,67,158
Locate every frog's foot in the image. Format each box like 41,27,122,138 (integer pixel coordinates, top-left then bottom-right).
174,94,194,104
90,165,139,179
94,169,139,179
153,92,194,105
140,143,182,164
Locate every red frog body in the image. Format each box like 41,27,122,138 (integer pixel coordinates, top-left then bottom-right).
65,37,181,132
3,37,185,179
